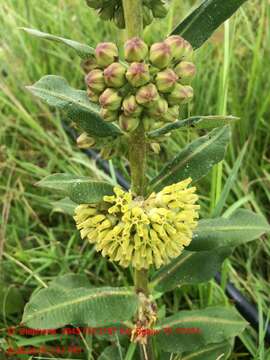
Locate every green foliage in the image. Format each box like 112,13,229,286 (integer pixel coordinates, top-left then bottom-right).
190,209,270,251
181,340,233,360
147,115,238,139
26,75,121,138
172,0,248,49
98,345,126,360
37,173,114,204
151,248,231,293
155,306,247,353
20,27,94,58
23,286,138,329
149,126,231,192
49,273,92,290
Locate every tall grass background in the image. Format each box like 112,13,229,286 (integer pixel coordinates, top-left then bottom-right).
0,0,269,358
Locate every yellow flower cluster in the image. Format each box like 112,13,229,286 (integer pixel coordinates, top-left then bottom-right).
74,178,199,269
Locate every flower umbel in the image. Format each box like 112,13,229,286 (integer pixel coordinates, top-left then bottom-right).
74,178,199,270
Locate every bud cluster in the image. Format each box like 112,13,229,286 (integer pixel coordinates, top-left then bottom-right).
85,36,196,134
85,0,167,29
74,178,199,269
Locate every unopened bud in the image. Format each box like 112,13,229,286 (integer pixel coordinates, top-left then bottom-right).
124,37,148,62
81,56,98,73
119,114,140,132
165,35,193,61
150,142,161,154
149,42,172,69
155,68,178,93
143,117,152,132
99,88,122,110
77,132,96,148
126,62,150,87
104,62,126,88
168,84,194,105
100,108,119,122
148,97,168,117
85,69,106,93
152,1,167,18
162,105,179,122
174,61,196,84
95,42,118,68
122,95,142,117
136,83,159,107
87,88,99,103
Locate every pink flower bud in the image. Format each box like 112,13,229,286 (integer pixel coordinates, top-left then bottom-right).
165,36,193,61
122,95,143,117
149,42,172,69
100,108,119,122
162,105,179,122
119,114,140,132
87,88,99,103
168,84,194,105
126,62,150,87
124,37,148,62
136,83,159,107
95,42,118,68
99,88,122,110
155,68,178,93
174,61,196,84
104,62,127,88
85,69,106,93
147,98,168,117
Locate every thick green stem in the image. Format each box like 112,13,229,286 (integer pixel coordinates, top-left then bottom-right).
122,1,154,359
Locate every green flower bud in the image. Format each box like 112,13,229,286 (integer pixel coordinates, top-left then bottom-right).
87,88,100,103
119,114,140,132
149,42,172,69
142,116,152,131
99,88,122,110
151,120,164,130
77,132,96,148
122,95,143,117
148,97,168,117
143,6,153,26
150,142,161,154
165,35,193,61
155,68,178,93
162,105,179,122
174,61,196,84
100,108,119,122
85,69,106,93
152,1,167,18
168,84,194,105
95,42,118,68
126,62,150,87
124,37,148,62
136,83,159,107
104,62,126,88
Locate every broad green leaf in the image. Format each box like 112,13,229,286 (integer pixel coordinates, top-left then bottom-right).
181,340,233,360
147,115,238,139
69,180,114,204
36,173,90,192
212,142,248,217
52,197,77,215
149,126,230,192
0,284,24,315
155,306,247,353
98,345,125,360
26,75,121,138
151,248,231,293
49,274,92,290
171,0,247,49
23,286,138,329
20,27,94,59
189,209,270,251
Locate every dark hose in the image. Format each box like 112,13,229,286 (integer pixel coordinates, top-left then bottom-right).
63,122,270,344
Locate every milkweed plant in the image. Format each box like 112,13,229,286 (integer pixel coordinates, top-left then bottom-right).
21,0,270,359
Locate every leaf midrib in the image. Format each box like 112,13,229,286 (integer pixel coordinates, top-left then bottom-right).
195,225,269,232
24,289,134,321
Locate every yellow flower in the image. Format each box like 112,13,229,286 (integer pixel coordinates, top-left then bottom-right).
73,178,199,269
